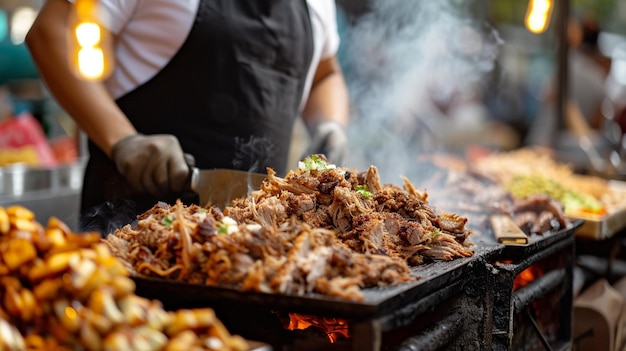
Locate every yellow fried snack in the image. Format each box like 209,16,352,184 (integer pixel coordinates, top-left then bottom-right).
0,211,249,351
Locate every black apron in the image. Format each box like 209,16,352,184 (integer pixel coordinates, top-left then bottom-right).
80,0,314,233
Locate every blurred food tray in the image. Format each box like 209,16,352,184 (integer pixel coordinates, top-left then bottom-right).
571,180,626,240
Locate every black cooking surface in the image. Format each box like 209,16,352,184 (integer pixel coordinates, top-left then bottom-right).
132,220,581,320
496,219,583,261
133,245,501,319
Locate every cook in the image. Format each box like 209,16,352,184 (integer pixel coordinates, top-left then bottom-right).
25,0,350,233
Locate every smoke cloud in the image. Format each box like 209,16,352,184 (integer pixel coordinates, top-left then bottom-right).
79,199,139,236
232,135,270,173
342,0,503,183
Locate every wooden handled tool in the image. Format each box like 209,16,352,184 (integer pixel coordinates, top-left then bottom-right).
490,214,528,245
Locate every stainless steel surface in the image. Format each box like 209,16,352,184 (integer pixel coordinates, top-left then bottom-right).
0,160,86,231
0,188,82,231
0,160,85,196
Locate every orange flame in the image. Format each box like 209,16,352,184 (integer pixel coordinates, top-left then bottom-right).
286,313,350,343
514,265,543,290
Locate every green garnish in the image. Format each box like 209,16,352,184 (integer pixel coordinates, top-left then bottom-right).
298,154,336,171
356,185,373,198
217,221,229,235
163,214,173,227
217,217,237,235
504,175,604,215
431,228,441,238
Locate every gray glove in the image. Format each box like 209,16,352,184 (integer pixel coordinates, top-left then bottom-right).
304,121,349,166
111,134,190,196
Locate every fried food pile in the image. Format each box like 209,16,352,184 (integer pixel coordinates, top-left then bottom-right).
105,156,475,301
0,205,248,351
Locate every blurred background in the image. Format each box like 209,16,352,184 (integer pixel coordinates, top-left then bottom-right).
2,3,626,349
332,0,626,182
1,0,626,227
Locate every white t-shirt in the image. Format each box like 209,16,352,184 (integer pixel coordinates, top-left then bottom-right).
84,0,340,111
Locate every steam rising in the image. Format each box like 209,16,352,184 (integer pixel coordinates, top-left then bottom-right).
79,199,138,236
343,0,502,183
233,136,272,173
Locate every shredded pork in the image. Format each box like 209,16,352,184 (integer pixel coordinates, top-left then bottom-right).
105,201,414,301
105,156,475,301
226,160,473,262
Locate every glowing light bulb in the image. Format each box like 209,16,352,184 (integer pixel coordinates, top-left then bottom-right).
75,22,100,47
69,0,114,81
78,47,105,79
525,0,553,34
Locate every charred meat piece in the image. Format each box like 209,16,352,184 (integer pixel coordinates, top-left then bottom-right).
513,195,569,234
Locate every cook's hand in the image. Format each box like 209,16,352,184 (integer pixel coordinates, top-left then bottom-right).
305,121,349,166
111,134,190,196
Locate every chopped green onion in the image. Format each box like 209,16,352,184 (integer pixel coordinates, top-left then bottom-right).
431,228,441,238
163,214,173,227
217,221,229,235
356,184,372,198
298,154,336,171
217,217,238,235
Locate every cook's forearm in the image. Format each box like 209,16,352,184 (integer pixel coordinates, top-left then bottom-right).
302,57,349,129
42,74,134,158
25,0,135,158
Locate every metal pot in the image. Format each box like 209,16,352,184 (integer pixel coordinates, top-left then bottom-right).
0,159,86,196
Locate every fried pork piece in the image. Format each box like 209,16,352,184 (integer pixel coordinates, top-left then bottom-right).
106,201,415,301
225,161,473,262
512,194,569,235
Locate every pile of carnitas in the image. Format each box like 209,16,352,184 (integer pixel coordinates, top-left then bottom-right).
0,205,248,351
105,156,474,301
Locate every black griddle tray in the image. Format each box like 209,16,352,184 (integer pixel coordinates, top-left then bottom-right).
132,246,501,319
496,219,583,261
